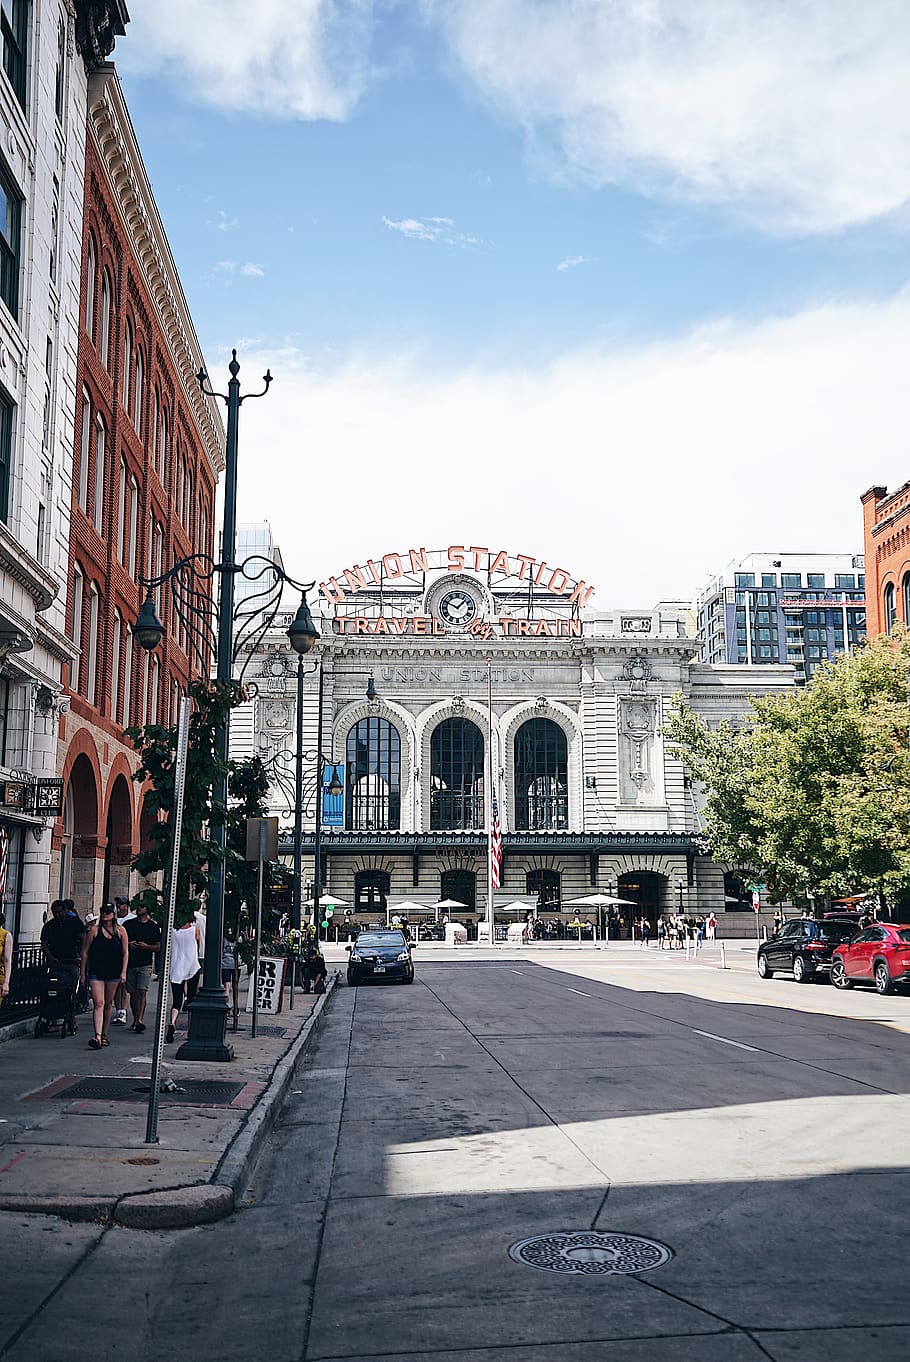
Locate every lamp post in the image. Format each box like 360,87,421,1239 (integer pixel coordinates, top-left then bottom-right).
287,595,320,932
134,351,320,1061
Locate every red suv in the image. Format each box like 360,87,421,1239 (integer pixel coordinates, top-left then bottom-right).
831,923,910,995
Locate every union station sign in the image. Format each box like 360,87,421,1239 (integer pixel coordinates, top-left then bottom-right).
320,545,595,640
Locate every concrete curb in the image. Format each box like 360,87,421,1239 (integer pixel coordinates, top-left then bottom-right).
0,1193,116,1222
0,1016,39,1045
110,973,338,1230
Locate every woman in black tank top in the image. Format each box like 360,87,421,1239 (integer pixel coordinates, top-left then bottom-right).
80,904,127,1048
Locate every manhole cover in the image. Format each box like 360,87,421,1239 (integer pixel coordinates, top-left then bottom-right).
48,1077,246,1107
509,1231,672,1275
125,1156,160,1165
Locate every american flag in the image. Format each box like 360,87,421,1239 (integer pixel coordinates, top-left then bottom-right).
490,793,502,890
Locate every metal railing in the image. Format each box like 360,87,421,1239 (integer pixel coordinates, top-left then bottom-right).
0,943,46,1023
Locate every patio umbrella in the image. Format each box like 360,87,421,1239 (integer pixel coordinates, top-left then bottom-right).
568,892,636,906
501,900,536,914
433,896,467,923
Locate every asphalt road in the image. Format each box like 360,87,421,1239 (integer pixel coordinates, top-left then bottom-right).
1,951,909,1361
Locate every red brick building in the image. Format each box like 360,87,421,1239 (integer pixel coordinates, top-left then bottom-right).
862,483,910,639
54,70,223,913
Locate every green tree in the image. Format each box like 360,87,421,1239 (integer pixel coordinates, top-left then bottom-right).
663,632,910,906
126,678,255,927
223,754,270,937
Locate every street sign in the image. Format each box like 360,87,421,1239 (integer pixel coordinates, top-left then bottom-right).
325,906,335,917
748,883,766,893
752,891,761,911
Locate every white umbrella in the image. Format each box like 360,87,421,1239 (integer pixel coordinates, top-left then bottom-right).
434,898,467,909
568,892,636,906
389,901,432,914
501,900,536,914
312,893,349,907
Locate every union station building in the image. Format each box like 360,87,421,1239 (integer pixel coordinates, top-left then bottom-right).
234,540,793,933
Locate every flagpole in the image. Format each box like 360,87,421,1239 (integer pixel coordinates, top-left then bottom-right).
487,657,494,942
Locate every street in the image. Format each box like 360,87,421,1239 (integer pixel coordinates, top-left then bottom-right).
1,947,908,1361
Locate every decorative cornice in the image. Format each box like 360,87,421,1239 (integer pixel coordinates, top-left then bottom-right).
75,1,129,72
88,71,225,475
0,522,58,611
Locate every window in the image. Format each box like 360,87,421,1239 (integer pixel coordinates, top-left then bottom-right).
0,385,11,523
835,574,855,589
54,16,65,119
92,415,105,533
99,270,111,368
781,573,802,589
884,582,897,633
0,155,21,318
159,405,168,487
70,566,83,692
133,347,143,433
86,584,99,706
110,610,121,721
49,176,58,282
761,573,777,587
121,626,132,728
151,387,160,471
1,0,27,108
154,522,162,580
514,718,568,831
440,869,476,912
345,717,401,830
807,573,825,589
430,718,484,829
149,656,159,724
903,574,910,626
84,235,96,337
734,573,755,588
527,869,561,909
139,649,148,727
121,321,132,411
116,457,126,561
127,476,138,576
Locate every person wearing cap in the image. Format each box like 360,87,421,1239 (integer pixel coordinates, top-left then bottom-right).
80,904,128,1049
111,896,134,1024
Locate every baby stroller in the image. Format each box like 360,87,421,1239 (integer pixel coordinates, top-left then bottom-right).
34,967,78,1039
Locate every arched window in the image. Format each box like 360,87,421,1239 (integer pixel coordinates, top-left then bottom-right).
127,475,138,576
903,574,910,626
121,320,132,411
92,414,105,533
121,625,133,728
151,386,160,472
440,869,476,911
116,456,127,561
355,870,390,915
86,583,99,707
345,717,401,830
159,405,168,488
99,269,111,368
133,346,144,432
149,655,159,724
514,718,568,830
431,718,484,829
84,235,96,337
526,868,561,909
884,582,896,633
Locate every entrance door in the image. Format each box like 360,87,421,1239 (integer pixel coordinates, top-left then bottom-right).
440,870,475,911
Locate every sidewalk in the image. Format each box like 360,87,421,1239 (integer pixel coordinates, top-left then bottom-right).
0,972,336,1230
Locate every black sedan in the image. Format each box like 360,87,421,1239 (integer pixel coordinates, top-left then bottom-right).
346,930,415,986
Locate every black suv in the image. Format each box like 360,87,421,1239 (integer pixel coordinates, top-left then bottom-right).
757,916,858,984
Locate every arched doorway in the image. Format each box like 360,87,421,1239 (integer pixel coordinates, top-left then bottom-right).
67,753,99,917
355,870,389,918
104,775,133,903
617,871,667,936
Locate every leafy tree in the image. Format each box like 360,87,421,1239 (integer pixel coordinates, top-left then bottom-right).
126,678,256,927
223,754,270,937
663,632,910,906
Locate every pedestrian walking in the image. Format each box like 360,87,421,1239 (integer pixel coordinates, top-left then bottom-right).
80,903,128,1049
706,911,716,941
165,915,202,1044
111,896,133,1025
695,916,705,950
656,916,666,950
641,916,651,947
124,902,161,1031
0,911,11,1001
41,899,84,988
221,933,238,1009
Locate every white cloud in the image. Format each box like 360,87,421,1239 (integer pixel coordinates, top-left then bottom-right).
429,0,910,234
382,216,482,247
240,262,266,278
556,255,590,272
118,0,375,120
230,289,910,605
213,210,238,233
210,260,266,285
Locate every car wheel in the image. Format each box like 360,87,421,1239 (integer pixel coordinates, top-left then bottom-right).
346,972,357,987
757,953,772,979
793,955,811,983
403,971,414,984
874,961,893,996
34,1018,44,1038
831,960,851,989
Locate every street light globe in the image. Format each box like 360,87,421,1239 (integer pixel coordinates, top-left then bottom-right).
287,593,319,655
135,592,165,651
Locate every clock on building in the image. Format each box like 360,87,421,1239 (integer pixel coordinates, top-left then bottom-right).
438,589,479,628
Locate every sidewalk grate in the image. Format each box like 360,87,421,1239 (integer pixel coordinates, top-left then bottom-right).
509,1231,673,1276
176,1019,288,1038
47,1077,246,1106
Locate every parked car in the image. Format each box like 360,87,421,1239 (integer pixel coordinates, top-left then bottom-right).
831,923,910,994
346,929,415,986
757,916,858,983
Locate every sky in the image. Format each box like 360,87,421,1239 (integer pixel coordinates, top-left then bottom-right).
115,1,910,607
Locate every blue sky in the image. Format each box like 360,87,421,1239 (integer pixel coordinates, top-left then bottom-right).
116,1,910,606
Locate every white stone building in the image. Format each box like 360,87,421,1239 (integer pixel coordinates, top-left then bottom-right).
0,2,126,938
